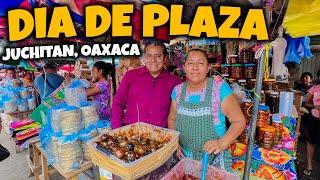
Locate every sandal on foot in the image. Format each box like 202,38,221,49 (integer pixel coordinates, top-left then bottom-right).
303,169,313,176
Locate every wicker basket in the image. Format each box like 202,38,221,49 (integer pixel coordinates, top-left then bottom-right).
80,103,99,129
56,139,83,171
60,108,81,136
88,122,180,180
161,158,239,180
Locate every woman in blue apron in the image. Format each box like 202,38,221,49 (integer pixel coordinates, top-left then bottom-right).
168,49,246,172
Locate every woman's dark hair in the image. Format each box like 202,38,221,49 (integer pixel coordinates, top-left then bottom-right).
143,40,168,56
185,49,209,63
93,61,114,78
300,72,313,80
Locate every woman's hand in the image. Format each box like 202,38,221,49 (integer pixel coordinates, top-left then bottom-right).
203,140,224,155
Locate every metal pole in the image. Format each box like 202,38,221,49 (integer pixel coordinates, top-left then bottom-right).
243,49,265,180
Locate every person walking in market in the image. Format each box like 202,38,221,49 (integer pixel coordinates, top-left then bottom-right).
303,84,320,177
111,40,182,129
86,61,113,121
168,49,246,172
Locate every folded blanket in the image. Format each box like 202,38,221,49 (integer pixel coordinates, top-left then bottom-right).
16,128,40,141
10,119,34,129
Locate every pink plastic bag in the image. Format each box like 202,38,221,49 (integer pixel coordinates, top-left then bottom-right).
161,158,239,180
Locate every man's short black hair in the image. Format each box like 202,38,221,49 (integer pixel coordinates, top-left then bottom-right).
44,62,59,70
143,40,168,56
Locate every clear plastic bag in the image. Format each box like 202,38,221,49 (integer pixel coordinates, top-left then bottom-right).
4,99,17,114
19,88,31,99
96,120,111,134
17,98,29,112
65,79,89,107
80,102,99,129
56,136,83,171
60,106,81,136
79,126,98,161
27,97,37,110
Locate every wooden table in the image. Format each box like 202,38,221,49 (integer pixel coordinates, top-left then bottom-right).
31,142,94,180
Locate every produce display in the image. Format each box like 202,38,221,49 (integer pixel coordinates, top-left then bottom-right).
95,131,171,163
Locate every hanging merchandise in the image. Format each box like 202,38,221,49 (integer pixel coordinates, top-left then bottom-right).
284,36,313,65
270,27,289,82
225,41,238,57
169,39,222,66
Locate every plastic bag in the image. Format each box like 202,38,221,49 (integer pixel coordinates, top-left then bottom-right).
65,79,88,107
96,120,111,134
19,88,31,99
27,97,37,110
17,98,28,112
79,126,98,161
80,102,99,129
56,137,83,171
60,106,81,136
4,99,17,114
284,36,313,65
39,124,56,164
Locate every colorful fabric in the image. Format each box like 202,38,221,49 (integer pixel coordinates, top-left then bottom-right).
93,81,111,120
231,116,297,179
10,119,34,129
308,85,320,118
231,144,297,180
111,67,182,128
30,81,68,124
13,122,40,132
16,128,39,141
171,76,232,137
